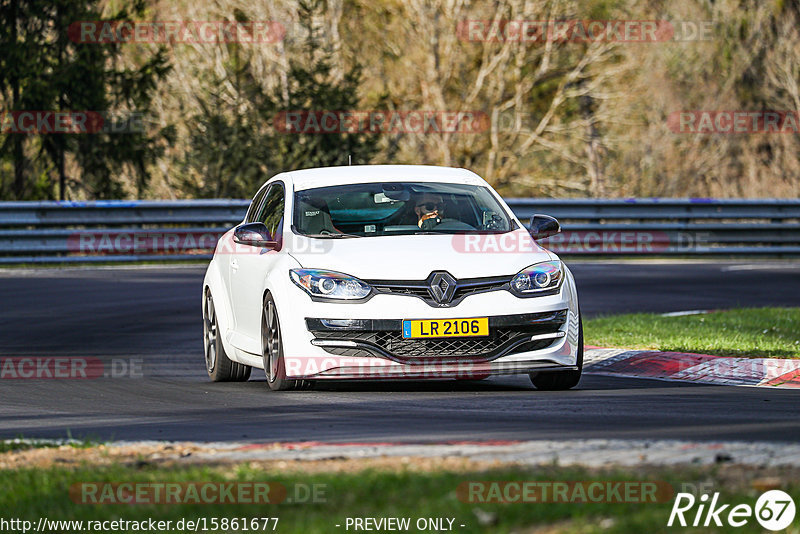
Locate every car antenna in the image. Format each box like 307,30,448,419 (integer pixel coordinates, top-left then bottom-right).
348,154,352,165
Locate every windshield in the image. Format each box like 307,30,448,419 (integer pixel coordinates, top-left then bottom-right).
292,182,515,237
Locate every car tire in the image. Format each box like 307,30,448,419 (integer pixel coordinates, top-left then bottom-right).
262,293,311,391
530,314,583,391
204,289,251,382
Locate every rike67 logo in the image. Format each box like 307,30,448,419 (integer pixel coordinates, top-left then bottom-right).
668,490,796,531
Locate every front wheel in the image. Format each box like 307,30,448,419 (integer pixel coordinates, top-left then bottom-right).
204,290,251,382
530,315,583,391
262,294,310,391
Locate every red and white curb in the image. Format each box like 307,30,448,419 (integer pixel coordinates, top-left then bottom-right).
584,348,800,388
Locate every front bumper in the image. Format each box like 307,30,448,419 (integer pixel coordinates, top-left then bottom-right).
276,270,581,380
288,359,578,380
306,310,567,364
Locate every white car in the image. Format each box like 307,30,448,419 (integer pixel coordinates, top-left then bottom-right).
202,165,582,391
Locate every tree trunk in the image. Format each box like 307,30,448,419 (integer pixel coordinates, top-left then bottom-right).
580,93,605,197
10,0,25,199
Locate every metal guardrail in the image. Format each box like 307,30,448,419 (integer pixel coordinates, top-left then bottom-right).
0,198,798,263
0,200,249,227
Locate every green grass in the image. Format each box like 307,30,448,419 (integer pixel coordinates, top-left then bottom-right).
0,437,102,453
0,462,793,533
0,440,54,453
585,307,800,358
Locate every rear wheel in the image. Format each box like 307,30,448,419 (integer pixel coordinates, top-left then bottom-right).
204,289,251,382
262,294,311,391
530,315,583,391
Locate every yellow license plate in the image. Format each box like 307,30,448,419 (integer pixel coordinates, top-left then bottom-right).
402,317,489,339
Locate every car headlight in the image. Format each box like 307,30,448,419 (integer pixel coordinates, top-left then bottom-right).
290,269,372,300
510,261,563,295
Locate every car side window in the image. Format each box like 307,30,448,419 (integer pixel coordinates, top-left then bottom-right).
257,183,285,240
245,186,269,223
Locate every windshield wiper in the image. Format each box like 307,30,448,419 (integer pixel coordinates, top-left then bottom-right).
302,232,360,238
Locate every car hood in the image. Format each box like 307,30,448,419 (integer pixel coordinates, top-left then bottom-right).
287,229,554,280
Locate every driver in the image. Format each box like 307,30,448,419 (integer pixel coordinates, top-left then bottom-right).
413,193,445,230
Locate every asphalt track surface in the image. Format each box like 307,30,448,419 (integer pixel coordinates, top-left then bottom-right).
0,261,798,443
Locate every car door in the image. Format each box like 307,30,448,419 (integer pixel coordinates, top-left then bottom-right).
229,182,286,349
221,184,269,317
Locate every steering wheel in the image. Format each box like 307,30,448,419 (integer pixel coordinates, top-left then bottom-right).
430,218,476,231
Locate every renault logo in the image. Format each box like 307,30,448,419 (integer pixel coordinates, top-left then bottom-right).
429,272,457,304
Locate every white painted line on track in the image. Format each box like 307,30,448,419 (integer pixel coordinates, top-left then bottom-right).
660,310,711,317
721,263,800,272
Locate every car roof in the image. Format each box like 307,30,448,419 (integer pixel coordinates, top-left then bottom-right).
274,165,489,191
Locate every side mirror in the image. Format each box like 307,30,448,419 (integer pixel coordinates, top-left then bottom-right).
528,214,561,240
233,222,279,249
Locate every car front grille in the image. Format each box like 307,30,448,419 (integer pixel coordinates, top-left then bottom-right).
368,274,510,307
371,285,431,299
373,329,538,358
307,310,567,363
